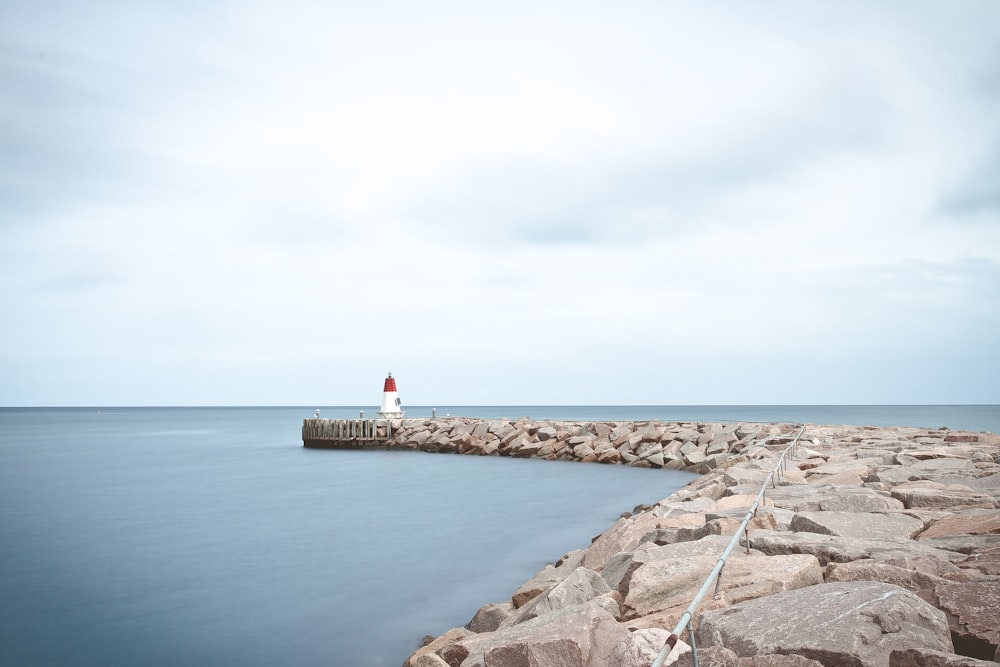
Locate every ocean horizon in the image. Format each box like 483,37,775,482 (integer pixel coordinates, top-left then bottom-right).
1,404,997,666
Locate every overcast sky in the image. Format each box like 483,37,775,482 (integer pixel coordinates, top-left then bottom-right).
2,1,999,407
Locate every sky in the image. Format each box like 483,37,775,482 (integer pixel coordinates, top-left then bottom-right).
2,1,999,407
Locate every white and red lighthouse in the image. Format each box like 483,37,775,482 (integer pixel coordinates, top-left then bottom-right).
377,372,405,418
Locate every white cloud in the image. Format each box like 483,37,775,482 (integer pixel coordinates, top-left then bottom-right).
2,0,999,405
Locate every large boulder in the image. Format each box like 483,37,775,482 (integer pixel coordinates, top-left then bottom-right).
505,567,615,625
609,629,691,667
467,601,513,633
873,458,977,485
696,582,953,666
918,510,1000,539
754,484,904,513
510,549,585,608
824,560,955,595
789,510,925,539
458,600,631,667
891,482,997,510
619,549,821,621
745,529,965,566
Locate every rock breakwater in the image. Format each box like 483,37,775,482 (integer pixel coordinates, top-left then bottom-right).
394,420,1000,667
383,417,792,473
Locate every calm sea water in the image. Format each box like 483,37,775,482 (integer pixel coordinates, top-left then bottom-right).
1,405,996,667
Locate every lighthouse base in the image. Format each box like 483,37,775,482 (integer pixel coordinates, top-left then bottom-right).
377,410,405,419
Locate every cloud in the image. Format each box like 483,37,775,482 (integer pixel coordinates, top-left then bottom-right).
1,1,999,405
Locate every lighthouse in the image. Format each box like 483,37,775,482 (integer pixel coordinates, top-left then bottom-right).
377,372,405,419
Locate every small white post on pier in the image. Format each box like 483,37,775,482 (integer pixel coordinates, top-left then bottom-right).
377,372,405,419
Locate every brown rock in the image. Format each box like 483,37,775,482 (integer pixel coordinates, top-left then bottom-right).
403,627,472,667
890,647,999,666
918,511,1000,539
932,581,1000,661
959,545,1000,575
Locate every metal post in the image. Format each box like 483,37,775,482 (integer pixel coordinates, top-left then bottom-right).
688,619,699,667
712,563,725,599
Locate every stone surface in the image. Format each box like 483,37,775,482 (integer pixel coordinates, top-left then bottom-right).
506,567,614,625
403,627,472,667
892,482,997,510
790,510,925,539
756,484,905,513
890,648,999,666
745,529,965,566
621,548,821,620
932,581,1000,662
918,511,1000,539
737,657,825,667
467,601,513,633
608,629,691,667
398,420,1000,667
825,560,953,594
459,601,629,667
697,582,953,666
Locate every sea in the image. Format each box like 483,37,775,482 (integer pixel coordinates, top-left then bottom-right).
1,405,997,667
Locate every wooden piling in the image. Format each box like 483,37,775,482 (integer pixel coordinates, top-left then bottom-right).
302,418,391,449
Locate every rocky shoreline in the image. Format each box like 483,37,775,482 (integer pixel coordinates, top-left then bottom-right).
386,419,1000,667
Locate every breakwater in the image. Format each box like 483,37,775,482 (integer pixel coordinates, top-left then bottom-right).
303,417,790,474
358,419,1000,667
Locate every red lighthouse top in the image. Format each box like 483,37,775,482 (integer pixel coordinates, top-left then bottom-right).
383,373,397,392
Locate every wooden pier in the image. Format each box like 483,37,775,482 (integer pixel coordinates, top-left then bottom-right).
302,418,393,449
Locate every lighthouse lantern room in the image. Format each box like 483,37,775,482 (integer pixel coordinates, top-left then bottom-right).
377,372,405,419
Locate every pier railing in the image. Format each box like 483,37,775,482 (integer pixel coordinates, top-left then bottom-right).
650,424,806,667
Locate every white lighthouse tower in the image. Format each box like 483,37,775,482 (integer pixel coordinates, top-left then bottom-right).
377,372,405,418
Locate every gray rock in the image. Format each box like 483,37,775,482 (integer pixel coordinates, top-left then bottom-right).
621,550,821,620
697,582,953,666
609,629,691,667
745,529,965,566
467,601,513,633
758,484,904,513
506,566,614,625
825,560,954,594
675,645,739,667
891,482,997,510
459,600,629,667
511,549,585,608
535,426,558,441
790,510,925,539
874,458,976,485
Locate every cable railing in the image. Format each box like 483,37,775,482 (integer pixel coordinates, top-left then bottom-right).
650,424,807,667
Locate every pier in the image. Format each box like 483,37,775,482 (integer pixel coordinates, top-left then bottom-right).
301,418,393,449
